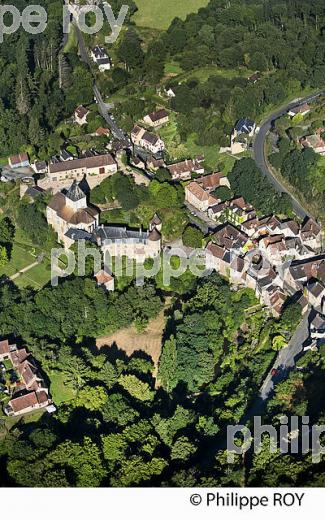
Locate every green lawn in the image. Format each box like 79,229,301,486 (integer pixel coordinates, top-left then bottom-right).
164,61,183,75
0,235,53,289
0,243,35,278
0,156,8,166
133,0,209,30
0,221,62,289
48,371,76,405
14,259,52,290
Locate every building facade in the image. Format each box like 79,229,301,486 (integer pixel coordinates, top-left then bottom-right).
47,154,117,182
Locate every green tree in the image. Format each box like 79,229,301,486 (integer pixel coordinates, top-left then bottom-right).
170,436,196,461
158,336,178,392
118,374,154,401
76,386,108,411
0,245,9,266
182,225,204,248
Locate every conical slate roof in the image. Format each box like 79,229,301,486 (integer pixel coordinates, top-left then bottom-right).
66,180,86,202
151,213,162,225
148,228,161,242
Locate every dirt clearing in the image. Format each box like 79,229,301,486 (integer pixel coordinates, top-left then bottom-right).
96,308,168,367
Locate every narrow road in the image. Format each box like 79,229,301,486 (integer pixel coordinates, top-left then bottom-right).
239,311,311,422
260,312,310,400
73,22,130,143
184,201,219,233
253,91,325,219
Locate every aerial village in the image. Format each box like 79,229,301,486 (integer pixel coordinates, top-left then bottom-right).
1,47,325,418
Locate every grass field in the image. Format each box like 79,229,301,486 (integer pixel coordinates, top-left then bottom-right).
0,232,52,289
14,259,52,289
48,371,76,405
178,65,254,83
0,244,35,279
133,0,209,30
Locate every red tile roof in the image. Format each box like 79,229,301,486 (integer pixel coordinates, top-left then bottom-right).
0,339,9,355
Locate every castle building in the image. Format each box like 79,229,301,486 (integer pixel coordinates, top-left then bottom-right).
46,181,99,248
95,225,161,261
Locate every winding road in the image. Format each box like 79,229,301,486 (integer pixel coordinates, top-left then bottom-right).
253,90,325,219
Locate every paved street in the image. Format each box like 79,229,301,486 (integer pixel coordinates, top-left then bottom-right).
253,91,325,219
240,312,311,422
185,202,219,233
93,83,128,142
1,167,34,182
260,312,310,400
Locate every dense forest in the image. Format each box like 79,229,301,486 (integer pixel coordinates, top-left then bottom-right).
0,0,93,159
268,101,325,217
2,272,324,487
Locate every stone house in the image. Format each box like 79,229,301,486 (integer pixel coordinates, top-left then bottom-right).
47,153,117,183
144,109,169,128
167,158,204,181
185,182,219,212
131,125,165,154
95,225,161,262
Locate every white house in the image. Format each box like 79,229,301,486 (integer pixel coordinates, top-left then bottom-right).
131,126,165,154
165,87,176,98
95,270,115,291
230,118,256,154
90,46,112,71
32,160,47,174
8,153,30,169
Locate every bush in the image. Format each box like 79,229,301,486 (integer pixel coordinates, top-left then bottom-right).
182,225,204,248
